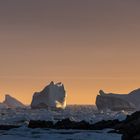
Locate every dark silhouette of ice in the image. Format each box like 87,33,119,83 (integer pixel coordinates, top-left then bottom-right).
96,89,140,111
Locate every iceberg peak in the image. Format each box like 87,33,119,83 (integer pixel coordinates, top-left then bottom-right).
3,94,25,108
31,81,67,109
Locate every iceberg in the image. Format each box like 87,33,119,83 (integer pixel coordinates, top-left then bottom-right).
3,94,25,108
31,81,67,109
96,89,140,111
0,103,8,109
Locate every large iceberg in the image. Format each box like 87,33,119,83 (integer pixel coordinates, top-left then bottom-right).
31,81,67,109
3,94,25,108
96,89,140,111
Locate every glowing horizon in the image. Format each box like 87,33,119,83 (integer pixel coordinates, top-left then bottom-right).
0,0,140,105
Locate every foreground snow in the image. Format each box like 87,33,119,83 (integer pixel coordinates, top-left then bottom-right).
0,105,126,140
0,127,121,140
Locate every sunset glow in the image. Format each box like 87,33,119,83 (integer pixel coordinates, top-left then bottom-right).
0,0,140,104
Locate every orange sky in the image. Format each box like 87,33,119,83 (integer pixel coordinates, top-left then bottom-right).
0,0,140,104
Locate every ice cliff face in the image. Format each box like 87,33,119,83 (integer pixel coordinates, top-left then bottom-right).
31,81,67,109
96,89,140,111
3,94,25,108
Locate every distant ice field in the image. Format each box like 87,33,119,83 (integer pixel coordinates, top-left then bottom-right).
0,105,130,125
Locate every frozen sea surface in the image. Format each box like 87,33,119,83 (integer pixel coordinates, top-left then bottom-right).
0,127,121,140
0,105,130,125
0,105,131,140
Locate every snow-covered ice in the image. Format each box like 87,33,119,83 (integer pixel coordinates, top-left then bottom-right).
0,105,130,140
0,105,129,125
0,127,121,140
